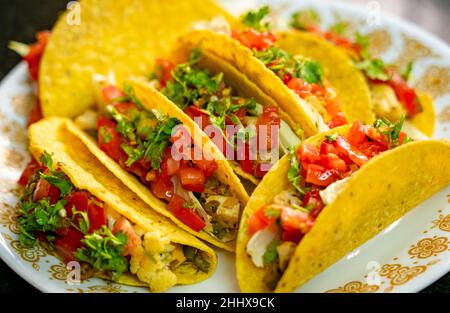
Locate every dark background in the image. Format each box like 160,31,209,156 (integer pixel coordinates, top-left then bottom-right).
0,0,449,293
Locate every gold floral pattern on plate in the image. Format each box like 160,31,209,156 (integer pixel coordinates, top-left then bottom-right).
49,264,70,281
0,202,19,234
408,236,449,259
9,240,47,271
378,264,427,286
325,281,380,293
432,214,450,232
67,283,124,294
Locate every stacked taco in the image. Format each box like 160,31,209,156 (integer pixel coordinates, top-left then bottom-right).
236,119,450,292
18,117,217,292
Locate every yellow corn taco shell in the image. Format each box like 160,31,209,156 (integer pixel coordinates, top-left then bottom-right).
28,117,217,291
236,127,450,292
276,31,375,125
177,30,328,138
40,0,237,118
62,80,249,252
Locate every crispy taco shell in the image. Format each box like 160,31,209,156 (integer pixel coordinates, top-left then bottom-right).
62,80,249,251
236,127,450,292
40,0,236,118
28,117,217,289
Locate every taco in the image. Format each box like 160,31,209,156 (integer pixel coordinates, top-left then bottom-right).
288,9,435,137
145,48,306,186
236,119,450,292
19,117,217,292
176,6,375,134
61,81,249,251
38,0,237,118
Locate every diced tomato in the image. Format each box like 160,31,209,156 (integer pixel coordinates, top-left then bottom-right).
320,153,347,172
247,206,279,236
320,141,339,155
398,132,407,145
192,158,217,179
27,99,43,127
346,121,368,146
88,204,107,233
287,78,311,98
303,190,325,218
126,161,149,183
167,194,205,232
112,102,137,114
65,191,89,218
281,229,303,243
281,73,292,84
164,157,181,177
102,85,126,103
112,217,141,256
33,178,60,204
280,207,311,233
257,106,280,150
97,116,127,163
23,31,50,81
239,142,254,174
184,106,211,130
327,112,347,129
178,167,205,193
357,141,387,158
387,72,423,117
231,28,277,51
150,177,174,201
297,143,320,164
254,162,271,179
54,228,84,263
154,59,175,87
304,163,340,187
18,159,40,186
333,136,369,167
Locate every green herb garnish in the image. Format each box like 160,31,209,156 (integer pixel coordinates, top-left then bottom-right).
241,6,270,32
74,226,129,279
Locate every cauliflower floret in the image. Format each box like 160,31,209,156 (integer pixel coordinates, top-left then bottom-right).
130,232,178,292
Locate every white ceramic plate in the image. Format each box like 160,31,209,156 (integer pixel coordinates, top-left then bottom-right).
0,0,449,293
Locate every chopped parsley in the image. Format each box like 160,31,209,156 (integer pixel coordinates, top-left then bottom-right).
161,50,223,110
373,117,413,147
325,133,338,142
290,9,320,30
183,246,210,273
99,126,112,143
402,61,414,82
17,198,68,247
39,152,73,197
287,147,305,195
356,58,389,81
241,6,270,31
253,47,323,84
109,102,180,169
74,226,129,279
263,240,280,266
330,21,347,35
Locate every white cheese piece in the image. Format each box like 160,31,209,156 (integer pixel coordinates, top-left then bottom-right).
246,226,277,268
319,177,350,206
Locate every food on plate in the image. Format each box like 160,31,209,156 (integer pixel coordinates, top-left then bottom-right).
289,9,435,137
236,118,450,292
18,117,217,292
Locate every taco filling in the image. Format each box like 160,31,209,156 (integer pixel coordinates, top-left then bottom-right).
230,7,347,129
245,118,412,290
91,85,239,242
290,9,423,121
149,50,302,184
17,152,210,292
